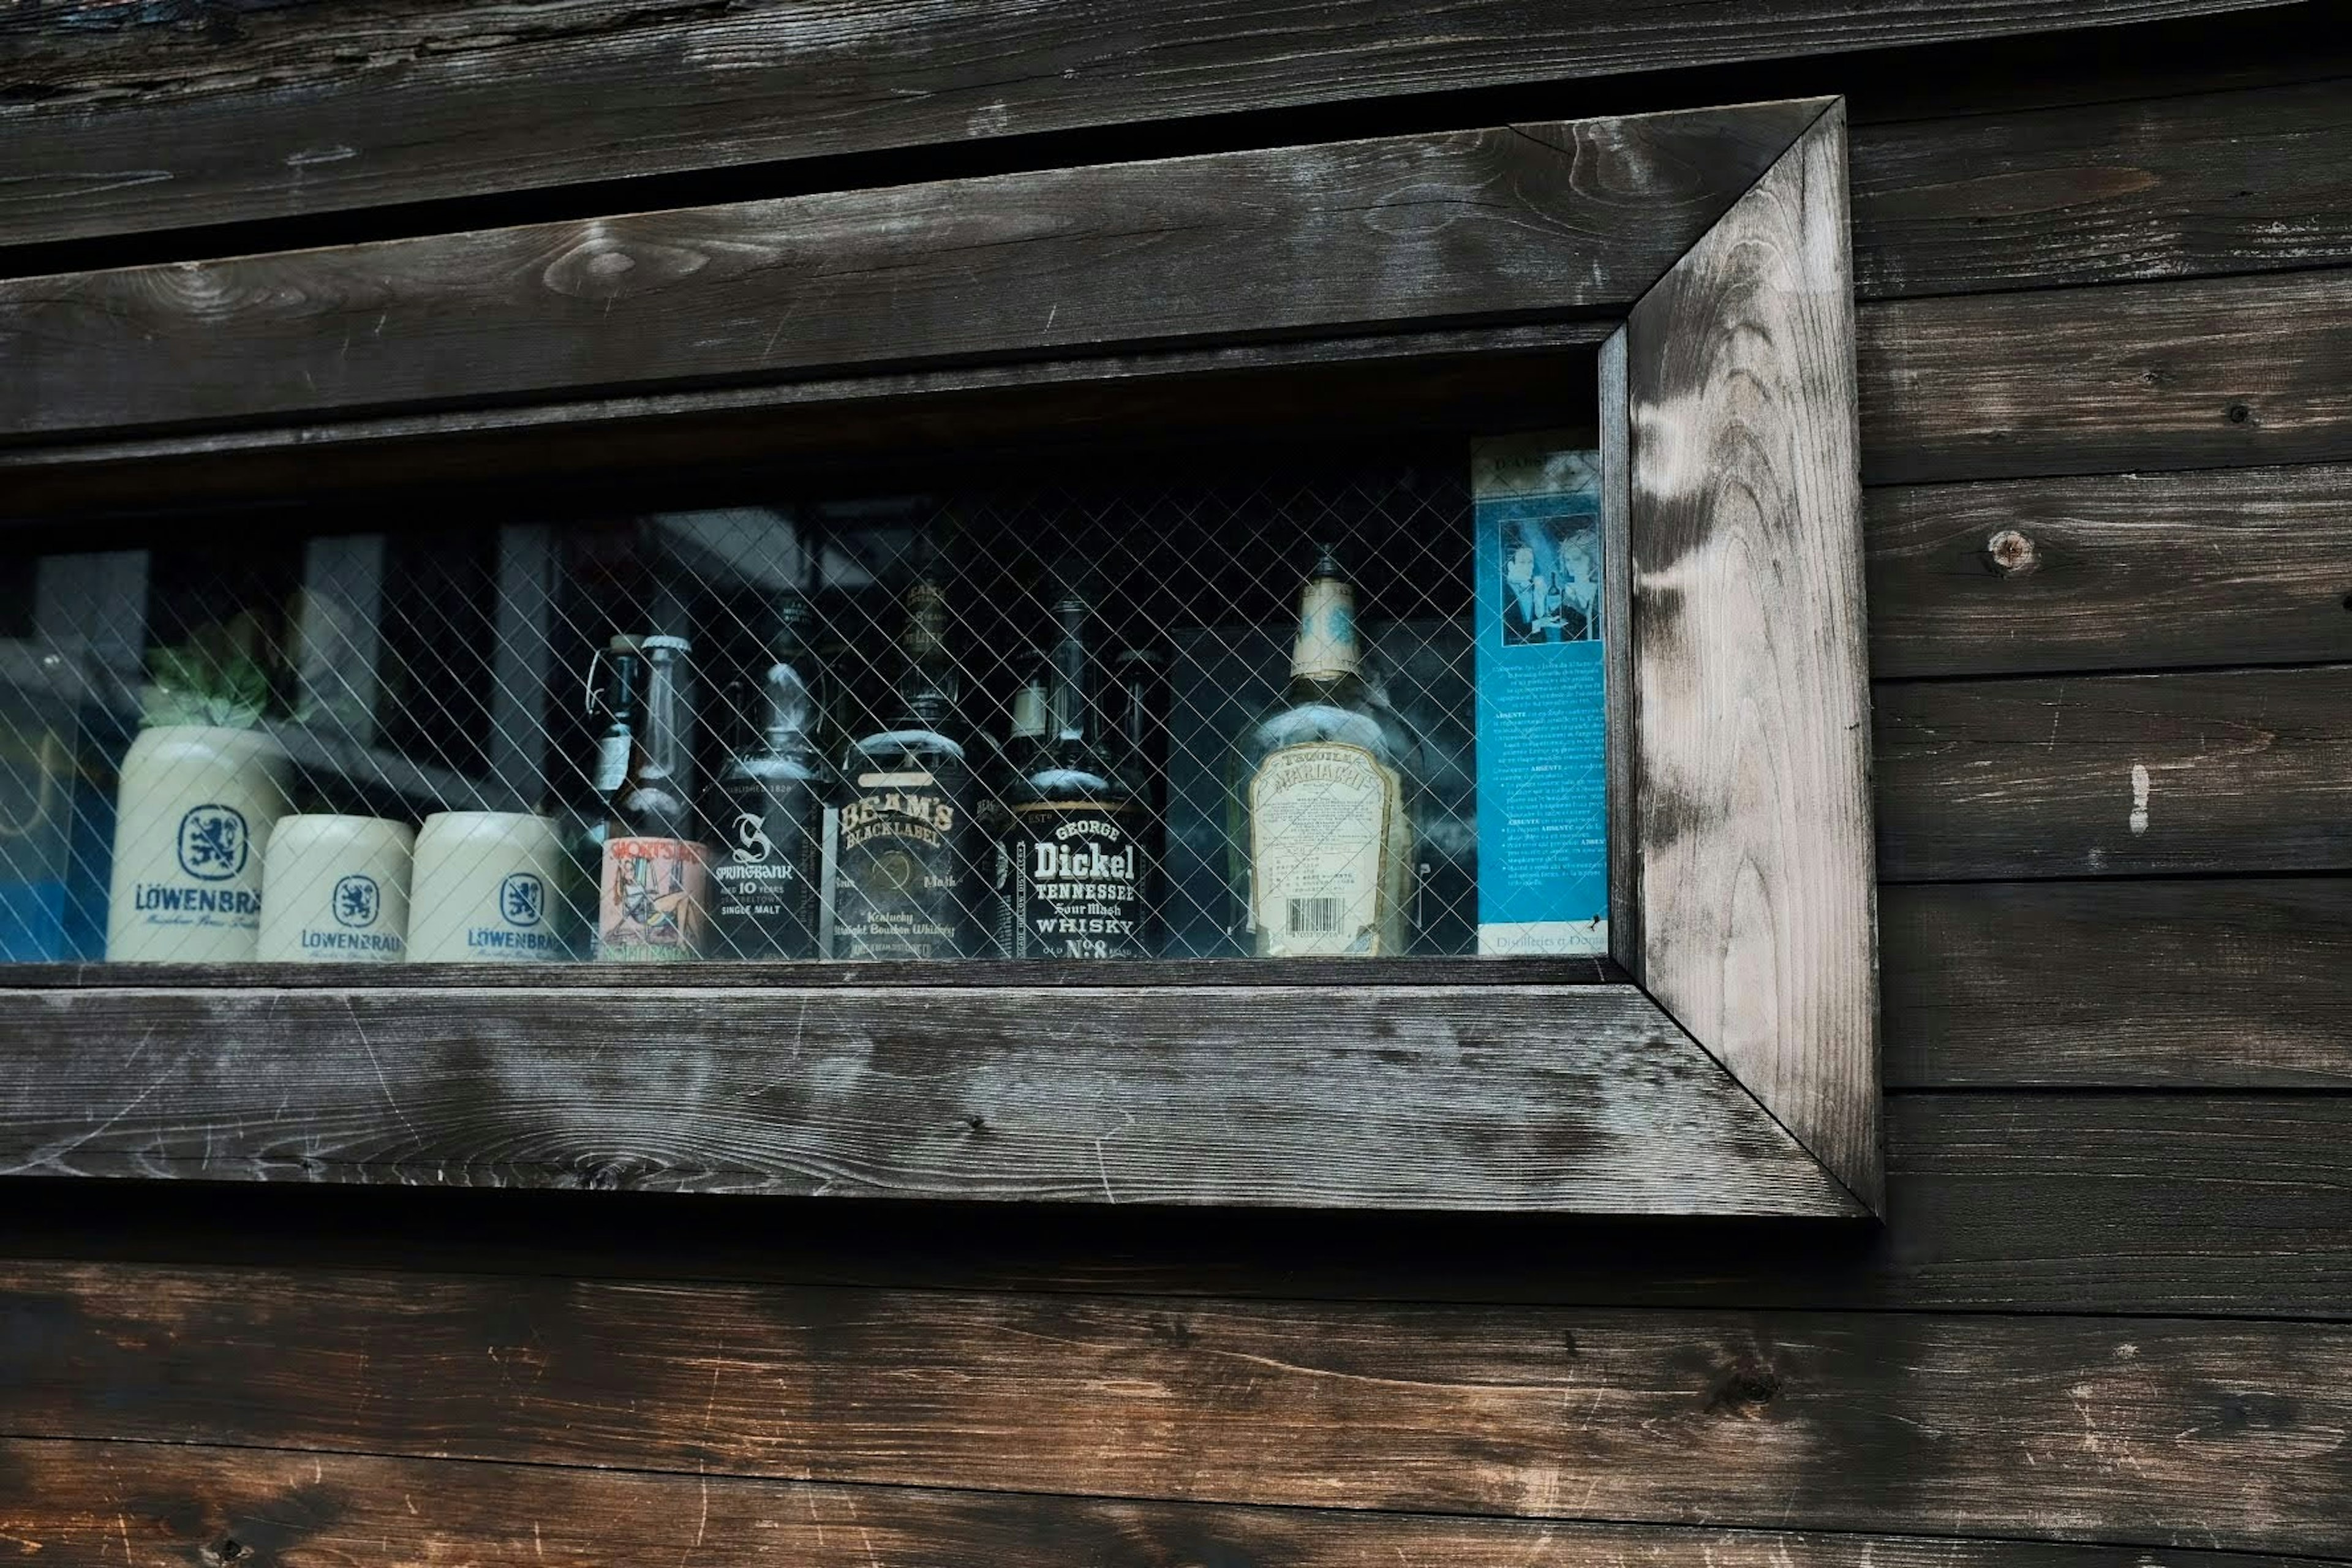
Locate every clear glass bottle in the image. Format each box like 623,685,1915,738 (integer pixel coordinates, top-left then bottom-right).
711,598,829,960
1230,545,1419,957
834,578,989,960
997,593,1152,959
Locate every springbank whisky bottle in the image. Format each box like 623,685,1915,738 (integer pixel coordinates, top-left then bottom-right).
1232,545,1417,957
997,593,1152,959
834,578,989,960
711,598,829,960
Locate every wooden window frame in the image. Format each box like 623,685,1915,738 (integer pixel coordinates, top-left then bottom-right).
0,96,1878,1218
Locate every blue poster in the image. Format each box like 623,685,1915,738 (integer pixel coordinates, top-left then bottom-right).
1471,435,1607,956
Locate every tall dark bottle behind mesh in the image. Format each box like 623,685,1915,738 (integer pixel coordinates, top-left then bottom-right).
834,575,989,960
997,590,1153,959
595,632,713,962
712,597,829,960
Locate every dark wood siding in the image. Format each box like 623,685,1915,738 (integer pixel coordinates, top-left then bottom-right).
4,3,2350,1561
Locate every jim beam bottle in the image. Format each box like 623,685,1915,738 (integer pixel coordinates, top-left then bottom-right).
712,598,830,960
597,633,714,962
998,594,1152,959
835,578,988,960
1232,545,1417,957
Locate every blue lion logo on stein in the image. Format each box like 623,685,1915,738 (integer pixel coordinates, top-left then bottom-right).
499,872,546,929
175,804,250,881
332,873,382,929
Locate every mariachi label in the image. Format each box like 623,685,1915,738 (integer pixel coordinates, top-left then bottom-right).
712,777,824,960
598,835,712,962
1249,741,1409,957
1001,802,1150,959
834,765,979,960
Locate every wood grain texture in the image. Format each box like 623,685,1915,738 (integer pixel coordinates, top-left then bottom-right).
1858,269,2352,485
1865,463,2352,678
0,982,1858,1217
1850,74,2352,297
1883,879,2352,1086
0,0,2286,252
1624,107,1879,1209
13,216,2352,503
0,101,1825,441
6,1261,2352,1551
7,1091,2349,1317
5,1439,2329,1568
1599,326,1643,979
1873,664,2352,881
0,321,1610,521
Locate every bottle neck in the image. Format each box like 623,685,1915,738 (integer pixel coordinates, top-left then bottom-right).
895,581,959,731
1289,573,1361,684
1048,597,1095,753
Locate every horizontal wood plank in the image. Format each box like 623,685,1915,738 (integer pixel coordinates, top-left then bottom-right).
0,0,2282,253
1850,75,2352,297
1858,269,2352,485
1865,463,2352,678
0,102,1822,440
0,1437,2328,1568
0,982,1856,1216
7,241,2348,499
4,1261,2349,1551
7,1091,2348,1317
1882,879,2352,1085
1872,664,2352,881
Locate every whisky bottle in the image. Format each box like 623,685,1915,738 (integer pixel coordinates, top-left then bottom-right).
997,593,1152,959
711,598,829,960
834,578,989,960
1232,545,1418,957
597,632,713,962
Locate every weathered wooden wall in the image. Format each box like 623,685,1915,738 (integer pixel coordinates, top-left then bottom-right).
4,1,2350,1561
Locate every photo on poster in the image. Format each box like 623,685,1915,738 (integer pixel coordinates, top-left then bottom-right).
1495,510,1603,647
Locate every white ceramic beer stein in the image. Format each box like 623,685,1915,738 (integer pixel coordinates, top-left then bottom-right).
105,725,292,963
256,815,415,963
405,811,568,963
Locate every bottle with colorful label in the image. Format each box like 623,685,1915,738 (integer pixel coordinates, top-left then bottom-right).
595,633,712,962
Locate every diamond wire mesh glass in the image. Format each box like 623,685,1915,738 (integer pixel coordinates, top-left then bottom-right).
0,433,1608,967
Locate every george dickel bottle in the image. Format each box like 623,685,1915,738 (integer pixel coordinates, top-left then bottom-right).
1231,544,1420,957
710,598,830,960
996,592,1153,959
834,578,990,960
596,633,714,962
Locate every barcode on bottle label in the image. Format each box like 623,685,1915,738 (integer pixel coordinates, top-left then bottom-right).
1286,897,1342,936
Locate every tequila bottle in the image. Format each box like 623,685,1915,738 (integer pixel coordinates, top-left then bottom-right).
1232,545,1419,957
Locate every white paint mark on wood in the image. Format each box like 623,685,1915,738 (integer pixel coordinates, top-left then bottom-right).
284,146,358,168
2130,763,2152,834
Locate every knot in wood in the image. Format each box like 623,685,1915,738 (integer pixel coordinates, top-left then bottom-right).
1706,1360,1782,1416
1985,529,2038,577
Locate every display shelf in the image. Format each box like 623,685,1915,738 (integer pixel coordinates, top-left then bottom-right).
0,96,1879,1219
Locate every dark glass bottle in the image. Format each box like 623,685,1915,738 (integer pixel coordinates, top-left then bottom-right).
597,632,712,962
997,592,1153,959
834,579,989,960
711,600,828,960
